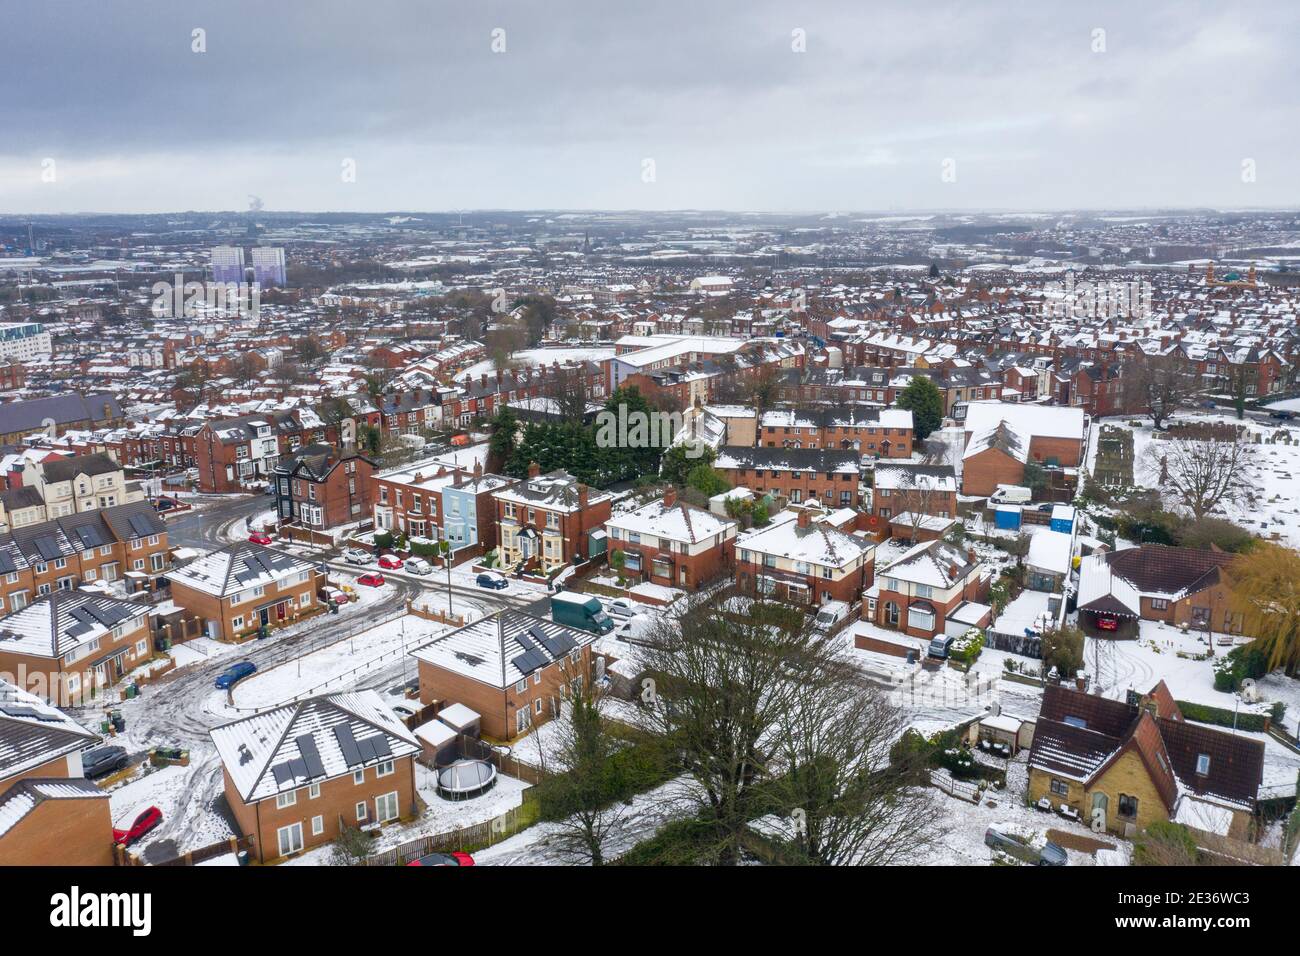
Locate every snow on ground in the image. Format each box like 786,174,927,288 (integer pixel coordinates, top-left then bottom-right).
919,754,1108,866
1122,411,1300,547
108,762,235,858
473,774,702,866
284,766,532,866
991,589,1053,637
228,613,450,711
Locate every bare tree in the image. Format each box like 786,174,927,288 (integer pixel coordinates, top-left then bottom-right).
531,674,629,866
640,592,934,865
1120,352,1199,430
762,663,940,865
1151,432,1252,520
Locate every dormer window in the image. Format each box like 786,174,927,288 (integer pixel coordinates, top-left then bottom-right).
1195,754,1210,775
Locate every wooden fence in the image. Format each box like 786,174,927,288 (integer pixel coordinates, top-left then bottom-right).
120,835,253,867
360,794,538,866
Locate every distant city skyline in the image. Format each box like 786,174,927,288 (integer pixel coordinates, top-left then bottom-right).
2,1,1298,214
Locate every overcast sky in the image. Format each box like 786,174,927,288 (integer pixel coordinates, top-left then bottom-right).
1,0,1297,214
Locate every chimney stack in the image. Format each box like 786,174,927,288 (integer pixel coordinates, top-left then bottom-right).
796,508,811,529
663,486,677,508
472,459,482,479
578,484,589,510
528,461,541,479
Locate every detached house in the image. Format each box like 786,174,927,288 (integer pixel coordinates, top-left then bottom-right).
168,543,317,641
605,487,738,590
1028,682,1264,842
410,610,594,740
211,690,421,862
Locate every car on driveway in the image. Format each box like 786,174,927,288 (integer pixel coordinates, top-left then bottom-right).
248,531,273,545
475,571,508,590
377,553,404,570
405,557,433,575
357,572,386,587
605,598,642,620
342,547,372,565
214,660,257,689
407,851,475,866
82,745,129,780
318,586,349,606
1095,613,1120,632
984,827,1067,866
113,806,163,847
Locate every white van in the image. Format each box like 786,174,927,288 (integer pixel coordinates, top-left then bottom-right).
990,484,1033,504
814,600,850,632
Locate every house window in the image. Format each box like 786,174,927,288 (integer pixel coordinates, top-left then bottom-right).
1050,779,1069,797
353,769,365,785
355,801,367,822
276,822,304,857
907,606,935,632
534,698,543,715
375,791,399,823
309,783,321,799
376,760,394,778
311,815,324,836
533,671,542,686
1118,794,1139,819
516,678,527,693
1195,754,1211,775
276,790,297,809
516,706,531,734
1151,598,1168,611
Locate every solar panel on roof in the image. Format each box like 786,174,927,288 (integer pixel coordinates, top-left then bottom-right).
0,704,60,722
0,552,17,575
34,536,63,561
530,624,575,658
511,650,546,674
127,514,155,537
297,735,326,778
333,725,363,766
74,526,104,549
271,763,293,786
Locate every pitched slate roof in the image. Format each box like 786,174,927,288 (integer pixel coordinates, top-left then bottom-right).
0,591,147,661
39,452,121,484
0,680,100,784
1028,682,1264,812
166,542,313,597
0,777,107,839
210,690,420,803
0,393,123,436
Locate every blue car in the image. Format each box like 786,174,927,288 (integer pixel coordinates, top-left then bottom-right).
214,661,257,689
476,572,508,590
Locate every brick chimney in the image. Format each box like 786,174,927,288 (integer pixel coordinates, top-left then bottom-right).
528,461,541,478
796,508,811,529
577,484,589,510
472,459,482,479
663,486,677,508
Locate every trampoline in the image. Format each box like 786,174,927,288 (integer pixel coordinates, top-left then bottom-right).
436,758,497,799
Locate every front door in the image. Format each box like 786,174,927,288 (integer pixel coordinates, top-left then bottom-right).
259,607,270,626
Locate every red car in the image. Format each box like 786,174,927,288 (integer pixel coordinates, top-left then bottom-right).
407,851,475,867
1095,613,1120,632
356,572,386,587
248,531,273,545
113,806,163,846
377,554,404,570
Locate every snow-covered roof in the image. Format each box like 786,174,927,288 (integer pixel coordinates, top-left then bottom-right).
963,400,1086,441
1027,529,1073,576
167,542,314,597
606,497,736,544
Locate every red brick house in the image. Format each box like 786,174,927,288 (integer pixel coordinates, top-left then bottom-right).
493,466,612,573
714,447,862,508
210,690,421,863
274,444,375,532
735,506,876,606
759,406,913,457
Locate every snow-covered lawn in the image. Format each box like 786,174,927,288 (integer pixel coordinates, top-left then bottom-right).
227,613,449,711
991,589,1053,637
108,762,235,857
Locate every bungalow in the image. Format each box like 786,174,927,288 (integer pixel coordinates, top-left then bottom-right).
1076,545,1238,636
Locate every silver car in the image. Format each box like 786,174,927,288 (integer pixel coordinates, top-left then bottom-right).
984,828,1067,866
342,547,372,565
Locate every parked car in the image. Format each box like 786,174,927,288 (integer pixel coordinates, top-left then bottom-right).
1270,409,1296,421
813,600,850,633
357,572,386,587
1095,613,1120,632
984,827,1067,866
113,806,163,847
377,553,404,570
407,851,475,867
82,745,129,779
342,547,372,565
605,598,642,620
405,557,433,575
214,660,257,689
317,586,349,606
927,634,956,660
476,571,508,590
248,531,273,545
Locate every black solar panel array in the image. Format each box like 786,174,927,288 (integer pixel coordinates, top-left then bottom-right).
511,628,548,675
332,724,391,766
530,624,576,658
0,551,19,575
34,536,63,561
74,526,105,549
127,514,155,538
